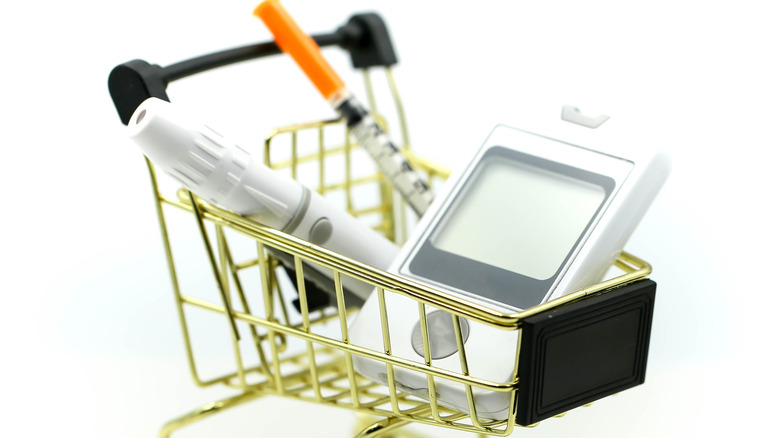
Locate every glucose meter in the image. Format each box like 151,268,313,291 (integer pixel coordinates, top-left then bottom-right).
349,118,670,419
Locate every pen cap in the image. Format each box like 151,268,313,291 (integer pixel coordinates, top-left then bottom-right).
254,0,345,101
127,97,304,230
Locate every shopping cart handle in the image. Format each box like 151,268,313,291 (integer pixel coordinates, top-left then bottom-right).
108,59,170,125
336,13,398,69
108,13,398,125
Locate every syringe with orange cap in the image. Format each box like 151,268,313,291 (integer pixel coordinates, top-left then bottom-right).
253,0,435,217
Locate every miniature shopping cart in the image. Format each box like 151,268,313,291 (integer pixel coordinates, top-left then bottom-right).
109,12,657,437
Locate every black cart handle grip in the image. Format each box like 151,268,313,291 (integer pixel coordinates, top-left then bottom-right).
108,13,398,125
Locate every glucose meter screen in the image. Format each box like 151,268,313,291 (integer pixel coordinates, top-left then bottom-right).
432,156,606,280
409,147,614,309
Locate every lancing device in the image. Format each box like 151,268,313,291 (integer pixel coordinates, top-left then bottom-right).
253,0,435,217
127,97,399,302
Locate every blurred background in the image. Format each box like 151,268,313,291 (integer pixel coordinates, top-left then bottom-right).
2,0,777,436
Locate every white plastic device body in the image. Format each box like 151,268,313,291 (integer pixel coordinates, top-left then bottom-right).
128,97,398,301
348,112,671,419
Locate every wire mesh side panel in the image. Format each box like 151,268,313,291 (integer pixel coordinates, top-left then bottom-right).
256,112,525,436
147,117,527,437
140,63,498,434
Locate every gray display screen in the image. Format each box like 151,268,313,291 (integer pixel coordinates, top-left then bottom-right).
408,146,615,309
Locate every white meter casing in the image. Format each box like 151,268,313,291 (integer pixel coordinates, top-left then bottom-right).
349,110,671,419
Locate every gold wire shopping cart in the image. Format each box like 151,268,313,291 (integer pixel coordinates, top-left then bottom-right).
109,12,657,438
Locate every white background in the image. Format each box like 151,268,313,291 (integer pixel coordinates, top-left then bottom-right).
2,0,778,436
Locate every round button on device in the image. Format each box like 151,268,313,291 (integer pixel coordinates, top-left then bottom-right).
308,217,333,245
411,310,470,360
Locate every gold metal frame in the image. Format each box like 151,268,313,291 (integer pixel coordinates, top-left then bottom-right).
146,68,652,437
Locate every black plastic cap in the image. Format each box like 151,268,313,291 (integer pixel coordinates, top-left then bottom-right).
515,279,656,426
338,13,398,68
283,265,333,313
108,59,170,125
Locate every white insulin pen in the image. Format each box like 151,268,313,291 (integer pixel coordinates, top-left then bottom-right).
127,97,399,302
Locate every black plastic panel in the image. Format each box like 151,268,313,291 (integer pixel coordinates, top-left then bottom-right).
515,279,656,426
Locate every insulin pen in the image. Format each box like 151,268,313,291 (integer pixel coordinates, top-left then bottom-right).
253,0,435,217
127,97,399,301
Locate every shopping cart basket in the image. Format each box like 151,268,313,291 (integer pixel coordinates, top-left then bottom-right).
109,12,657,438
